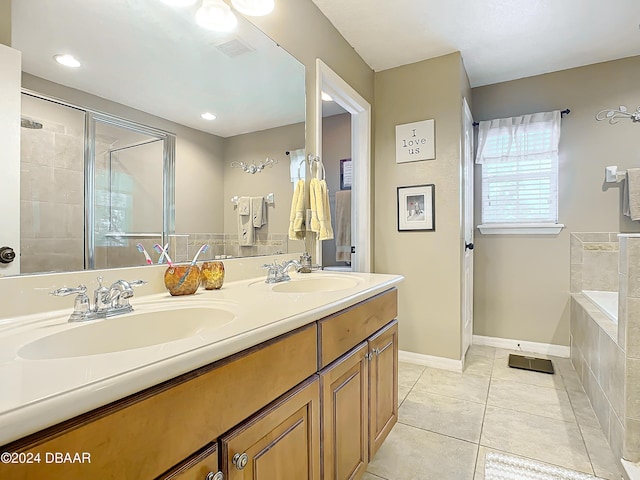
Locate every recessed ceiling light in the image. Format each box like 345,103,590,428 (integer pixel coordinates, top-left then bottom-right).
231,0,274,16
196,0,238,31
54,54,81,68
321,92,333,102
201,112,217,120
160,0,198,6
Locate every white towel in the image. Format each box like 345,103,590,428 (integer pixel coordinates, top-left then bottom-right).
238,196,250,216
252,196,266,227
335,190,351,262
624,168,640,221
289,180,305,240
237,196,254,246
238,208,254,246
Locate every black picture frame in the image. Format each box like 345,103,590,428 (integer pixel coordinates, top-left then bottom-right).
397,184,435,231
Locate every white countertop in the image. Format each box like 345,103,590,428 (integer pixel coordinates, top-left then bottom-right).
0,271,402,445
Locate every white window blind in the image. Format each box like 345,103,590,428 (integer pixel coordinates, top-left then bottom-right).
476,111,561,226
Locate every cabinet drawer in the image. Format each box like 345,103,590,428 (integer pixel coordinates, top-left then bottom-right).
318,289,397,368
0,323,317,480
157,443,220,480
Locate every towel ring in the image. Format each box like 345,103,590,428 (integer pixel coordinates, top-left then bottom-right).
297,158,306,181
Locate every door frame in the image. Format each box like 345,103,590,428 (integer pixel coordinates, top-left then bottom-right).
315,59,372,273
0,45,22,276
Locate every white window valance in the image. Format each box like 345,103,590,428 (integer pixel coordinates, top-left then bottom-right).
475,110,561,165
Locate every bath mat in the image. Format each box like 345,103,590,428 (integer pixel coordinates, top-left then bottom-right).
508,354,554,374
484,452,597,480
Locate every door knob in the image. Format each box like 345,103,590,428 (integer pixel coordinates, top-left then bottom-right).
0,246,16,263
232,452,249,470
465,242,474,251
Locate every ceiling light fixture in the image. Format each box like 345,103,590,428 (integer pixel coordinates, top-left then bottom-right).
160,0,198,6
53,54,81,68
201,112,217,120
196,0,238,31
230,0,274,16
321,92,333,102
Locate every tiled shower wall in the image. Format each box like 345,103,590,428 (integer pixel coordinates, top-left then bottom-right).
20,115,85,273
570,232,620,294
570,233,640,463
620,235,640,462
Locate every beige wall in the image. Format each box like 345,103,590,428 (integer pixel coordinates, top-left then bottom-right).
374,53,466,360
472,56,640,346
0,0,9,47
223,121,305,254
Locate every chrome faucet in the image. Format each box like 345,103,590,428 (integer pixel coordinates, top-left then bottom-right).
262,260,302,283
51,276,146,322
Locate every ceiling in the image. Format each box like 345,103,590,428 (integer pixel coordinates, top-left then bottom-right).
12,0,305,138
311,0,640,87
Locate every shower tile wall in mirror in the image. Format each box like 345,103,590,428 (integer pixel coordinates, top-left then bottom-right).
9,0,306,276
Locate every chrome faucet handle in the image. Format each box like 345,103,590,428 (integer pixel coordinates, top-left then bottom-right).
128,280,147,287
50,285,92,322
50,285,87,296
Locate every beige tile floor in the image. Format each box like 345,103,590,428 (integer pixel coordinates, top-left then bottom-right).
364,345,624,480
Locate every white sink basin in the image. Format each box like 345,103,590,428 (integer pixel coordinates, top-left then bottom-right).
271,275,360,293
18,306,235,360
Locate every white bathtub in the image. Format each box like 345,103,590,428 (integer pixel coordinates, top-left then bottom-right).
582,290,618,324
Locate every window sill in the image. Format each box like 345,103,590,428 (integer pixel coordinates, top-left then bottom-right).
477,223,565,235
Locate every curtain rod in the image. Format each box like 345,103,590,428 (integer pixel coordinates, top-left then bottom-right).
472,109,570,127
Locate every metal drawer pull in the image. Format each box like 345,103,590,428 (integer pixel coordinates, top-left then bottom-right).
232,452,249,470
206,472,224,480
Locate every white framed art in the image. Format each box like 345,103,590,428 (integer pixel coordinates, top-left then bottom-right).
395,119,435,163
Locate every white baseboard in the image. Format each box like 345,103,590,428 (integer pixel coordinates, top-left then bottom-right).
473,335,570,358
399,350,463,372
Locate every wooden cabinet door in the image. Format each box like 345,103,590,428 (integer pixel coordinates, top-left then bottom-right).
220,376,320,480
320,342,369,480
368,320,398,459
157,443,221,480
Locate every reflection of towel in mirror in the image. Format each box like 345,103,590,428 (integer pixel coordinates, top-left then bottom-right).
289,180,305,240
238,196,250,216
237,197,254,246
623,168,640,221
314,179,333,240
335,190,351,262
252,196,266,227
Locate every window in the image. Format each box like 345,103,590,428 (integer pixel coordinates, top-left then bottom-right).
476,110,564,234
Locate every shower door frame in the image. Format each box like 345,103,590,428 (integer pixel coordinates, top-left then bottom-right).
85,112,175,269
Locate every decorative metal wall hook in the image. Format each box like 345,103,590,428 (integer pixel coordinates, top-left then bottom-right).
595,105,640,124
231,157,278,174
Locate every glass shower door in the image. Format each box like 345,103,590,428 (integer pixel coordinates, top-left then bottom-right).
88,113,175,269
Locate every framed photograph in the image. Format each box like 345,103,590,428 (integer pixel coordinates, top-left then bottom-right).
397,184,435,231
395,119,435,163
340,158,352,190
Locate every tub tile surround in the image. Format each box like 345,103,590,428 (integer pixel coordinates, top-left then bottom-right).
570,233,640,472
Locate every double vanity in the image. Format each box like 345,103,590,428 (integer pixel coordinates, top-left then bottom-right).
0,263,402,479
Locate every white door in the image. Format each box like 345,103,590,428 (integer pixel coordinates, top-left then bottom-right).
461,97,475,358
0,45,22,276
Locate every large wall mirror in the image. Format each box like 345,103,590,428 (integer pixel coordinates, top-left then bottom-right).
9,0,306,276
